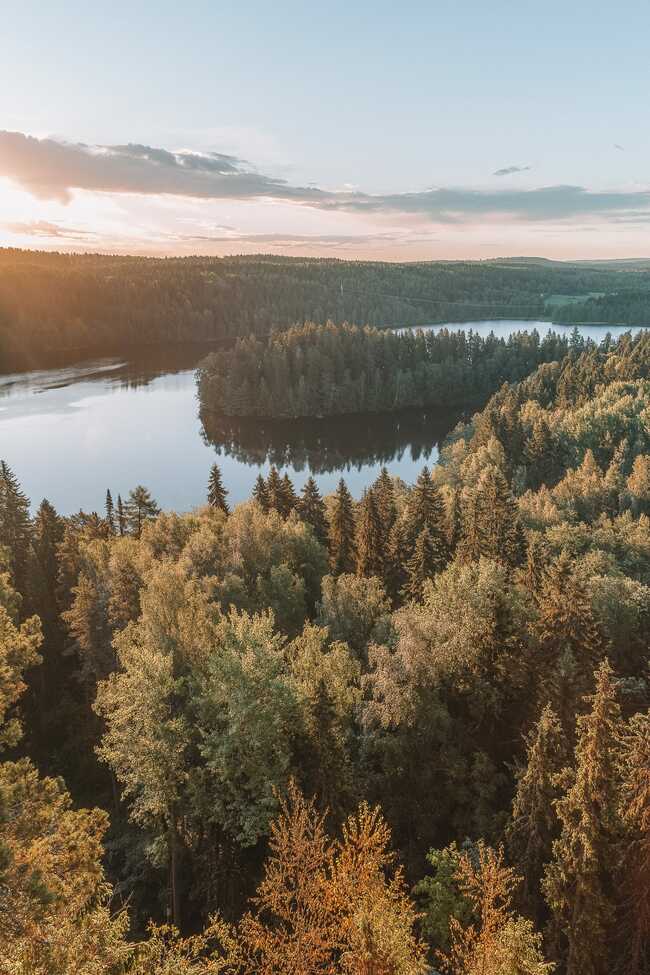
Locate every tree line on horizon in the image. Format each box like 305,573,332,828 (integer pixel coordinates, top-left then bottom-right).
1,329,650,972
2,247,650,371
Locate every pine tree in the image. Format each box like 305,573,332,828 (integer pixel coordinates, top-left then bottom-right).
124,485,160,538
266,467,285,514
0,461,33,604
280,473,298,518
506,705,566,924
298,476,327,544
616,710,650,975
373,467,397,536
403,466,448,561
31,499,63,635
207,463,229,513
543,660,623,975
473,466,525,567
384,519,409,603
402,527,444,602
105,489,115,534
116,494,126,536
355,490,385,578
533,549,606,727
252,473,270,512
328,478,355,575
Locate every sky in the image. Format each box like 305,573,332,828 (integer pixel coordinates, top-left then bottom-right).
1,0,649,261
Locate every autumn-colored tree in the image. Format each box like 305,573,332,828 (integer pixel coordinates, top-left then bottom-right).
438,842,553,975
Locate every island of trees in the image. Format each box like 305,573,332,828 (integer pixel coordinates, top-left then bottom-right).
197,321,573,418
2,328,650,973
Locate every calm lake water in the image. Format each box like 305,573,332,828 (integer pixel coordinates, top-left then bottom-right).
0,320,646,514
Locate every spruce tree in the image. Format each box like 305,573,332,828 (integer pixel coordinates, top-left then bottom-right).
280,473,298,517
124,485,160,538
31,499,64,635
474,466,525,567
403,466,448,561
506,705,566,925
266,466,285,514
533,549,606,727
207,463,229,514
384,519,409,603
0,460,33,604
298,476,327,544
328,478,355,575
252,473,270,512
116,494,126,536
543,660,623,975
402,527,444,602
616,710,650,975
105,489,115,534
355,490,385,578
373,467,397,536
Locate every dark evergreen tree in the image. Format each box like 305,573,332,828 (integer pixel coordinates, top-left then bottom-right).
266,466,285,515
252,473,270,512
506,705,566,925
105,489,115,534
373,467,397,537
31,499,64,635
207,463,229,514
328,478,355,575
543,660,623,975
297,476,327,544
403,466,448,561
124,485,160,538
0,460,33,607
472,466,525,567
355,490,385,578
116,494,126,536
534,549,606,729
401,527,443,602
280,473,298,518
384,519,409,603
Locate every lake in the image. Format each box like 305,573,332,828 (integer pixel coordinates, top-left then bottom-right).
0,319,645,514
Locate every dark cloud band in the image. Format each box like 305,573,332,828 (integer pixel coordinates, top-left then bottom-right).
1,131,649,225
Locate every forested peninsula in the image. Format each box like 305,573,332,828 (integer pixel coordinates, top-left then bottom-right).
197,321,573,418
2,247,650,371
2,327,650,972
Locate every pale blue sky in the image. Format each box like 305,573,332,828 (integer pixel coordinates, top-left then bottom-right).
1,1,649,258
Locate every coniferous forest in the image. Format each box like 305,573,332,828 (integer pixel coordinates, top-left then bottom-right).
2,247,650,370
2,325,650,973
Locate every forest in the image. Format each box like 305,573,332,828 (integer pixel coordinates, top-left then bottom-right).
197,321,574,418
1,326,650,973
2,247,650,371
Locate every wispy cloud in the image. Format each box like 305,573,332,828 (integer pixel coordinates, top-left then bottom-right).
1,131,650,227
5,219,96,240
493,164,532,177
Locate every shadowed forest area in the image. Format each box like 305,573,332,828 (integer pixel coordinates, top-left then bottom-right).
2,248,650,371
2,327,650,973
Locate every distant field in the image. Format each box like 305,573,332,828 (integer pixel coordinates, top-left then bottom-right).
544,292,606,308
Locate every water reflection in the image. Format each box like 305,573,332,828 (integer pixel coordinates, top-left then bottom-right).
200,408,462,475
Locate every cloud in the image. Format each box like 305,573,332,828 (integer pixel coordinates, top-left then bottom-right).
170,231,433,249
5,219,96,240
1,131,650,226
0,130,328,205
493,164,532,177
